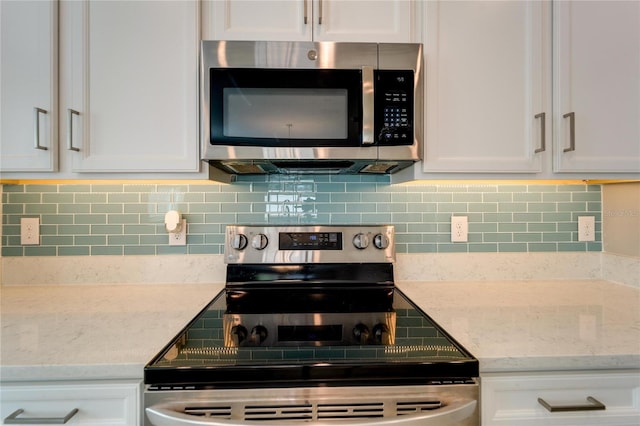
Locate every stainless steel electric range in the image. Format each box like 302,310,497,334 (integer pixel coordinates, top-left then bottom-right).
144,225,479,426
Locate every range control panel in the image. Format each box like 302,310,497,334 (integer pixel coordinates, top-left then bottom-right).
225,225,395,264
279,231,342,250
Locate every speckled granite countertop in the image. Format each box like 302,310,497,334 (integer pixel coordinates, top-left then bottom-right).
1,280,638,382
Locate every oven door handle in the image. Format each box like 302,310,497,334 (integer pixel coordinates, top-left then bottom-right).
146,399,476,426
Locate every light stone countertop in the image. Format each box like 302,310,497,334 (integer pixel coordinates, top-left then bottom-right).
0,283,223,382
397,280,640,373
1,280,638,382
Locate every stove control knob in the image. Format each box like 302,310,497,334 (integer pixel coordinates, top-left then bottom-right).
373,233,390,249
353,233,370,249
251,234,269,250
373,323,390,345
353,323,370,344
231,325,248,346
231,234,248,250
250,325,268,345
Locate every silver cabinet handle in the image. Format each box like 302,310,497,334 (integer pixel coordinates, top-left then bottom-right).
563,111,576,152
4,408,79,424
318,0,323,24
67,109,81,152
303,0,308,24
538,396,606,412
33,107,48,151
361,66,374,145
534,112,546,153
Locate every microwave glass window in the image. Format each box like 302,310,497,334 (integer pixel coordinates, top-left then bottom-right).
209,68,363,147
224,88,348,140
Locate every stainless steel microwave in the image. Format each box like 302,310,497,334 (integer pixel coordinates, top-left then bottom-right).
200,41,423,181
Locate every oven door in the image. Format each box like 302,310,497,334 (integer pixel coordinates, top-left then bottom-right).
144,384,479,426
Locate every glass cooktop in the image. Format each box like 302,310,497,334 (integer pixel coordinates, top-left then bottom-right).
145,287,478,389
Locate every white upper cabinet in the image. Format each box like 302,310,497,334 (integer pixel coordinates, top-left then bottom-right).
0,0,58,172
204,0,415,42
313,0,414,42
423,1,550,174
60,0,200,173
553,1,640,173
205,0,312,41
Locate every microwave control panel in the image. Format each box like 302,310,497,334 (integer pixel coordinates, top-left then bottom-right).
374,70,414,146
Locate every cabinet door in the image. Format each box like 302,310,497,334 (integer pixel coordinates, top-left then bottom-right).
204,0,413,43
482,371,640,426
61,0,200,173
0,381,140,426
423,1,550,173
204,0,311,41
0,0,57,172
313,0,413,42
553,1,640,173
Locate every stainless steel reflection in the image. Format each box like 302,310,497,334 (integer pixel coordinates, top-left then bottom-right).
224,225,395,264
145,384,479,426
204,40,379,71
200,40,423,179
223,311,396,347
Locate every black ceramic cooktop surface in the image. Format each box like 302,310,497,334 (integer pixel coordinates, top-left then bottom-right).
145,285,478,389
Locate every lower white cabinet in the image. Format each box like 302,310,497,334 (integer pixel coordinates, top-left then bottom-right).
481,370,640,426
0,380,141,426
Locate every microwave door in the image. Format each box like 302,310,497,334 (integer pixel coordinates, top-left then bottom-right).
209,68,364,148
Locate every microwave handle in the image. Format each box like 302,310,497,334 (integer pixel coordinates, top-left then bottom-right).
362,66,375,145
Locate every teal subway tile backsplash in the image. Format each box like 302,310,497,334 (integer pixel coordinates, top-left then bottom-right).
1,176,602,256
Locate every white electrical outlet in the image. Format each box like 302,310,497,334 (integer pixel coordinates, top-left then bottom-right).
21,217,40,245
169,219,187,246
578,216,596,242
451,216,468,242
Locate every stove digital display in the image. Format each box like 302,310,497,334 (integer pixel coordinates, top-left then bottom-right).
279,232,342,250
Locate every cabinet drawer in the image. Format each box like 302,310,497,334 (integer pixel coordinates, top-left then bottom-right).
0,380,140,426
481,370,640,426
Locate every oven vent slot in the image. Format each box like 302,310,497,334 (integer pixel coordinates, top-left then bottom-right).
317,402,384,419
184,405,232,419
245,404,313,421
182,400,444,422
396,400,443,414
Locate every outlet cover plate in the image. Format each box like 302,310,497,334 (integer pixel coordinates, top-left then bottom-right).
451,216,468,242
578,216,596,242
169,219,187,246
21,217,40,245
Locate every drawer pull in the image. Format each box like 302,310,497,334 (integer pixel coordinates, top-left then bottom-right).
4,408,79,424
538,396,606,412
